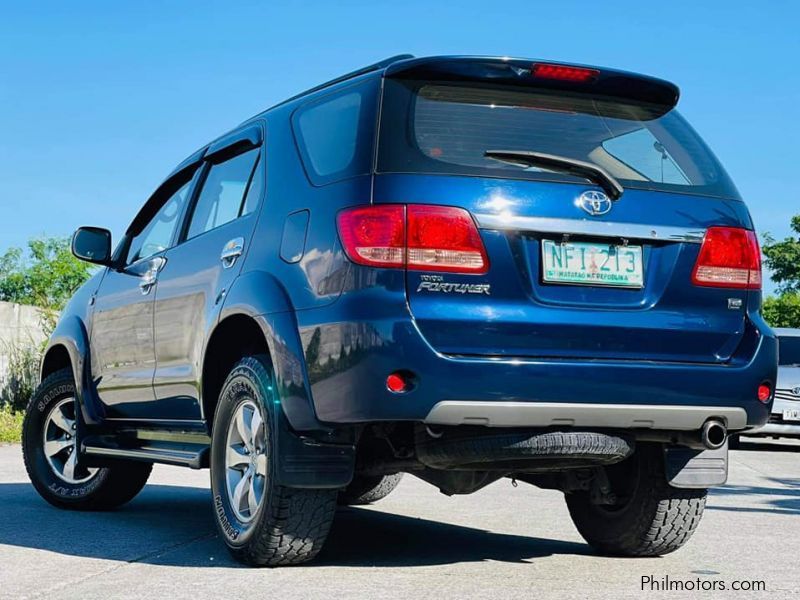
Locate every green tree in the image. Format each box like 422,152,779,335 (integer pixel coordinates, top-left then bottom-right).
762,215,800,293
762,215,800,328
0,237,93,311
762,293,800,328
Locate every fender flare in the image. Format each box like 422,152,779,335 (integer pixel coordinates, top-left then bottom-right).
42,315,104,425
209,270,322,432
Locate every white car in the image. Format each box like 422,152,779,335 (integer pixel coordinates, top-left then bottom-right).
740,328,800,442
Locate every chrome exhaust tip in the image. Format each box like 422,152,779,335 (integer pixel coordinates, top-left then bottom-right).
701,419,727,450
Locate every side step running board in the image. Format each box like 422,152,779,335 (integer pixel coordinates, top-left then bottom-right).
82,435,210,469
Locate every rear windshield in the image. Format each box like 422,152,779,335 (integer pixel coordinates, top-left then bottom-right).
377,79,739,199
779,336,800,366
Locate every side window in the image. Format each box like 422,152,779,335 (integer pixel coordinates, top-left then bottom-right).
291,78,378,185
185,149,260,240
127,179,194,264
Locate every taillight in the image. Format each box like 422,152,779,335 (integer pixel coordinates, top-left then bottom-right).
691,227,761,290
407,205,488,273
532,63,599,83
337,204,489,274
336,205,405,268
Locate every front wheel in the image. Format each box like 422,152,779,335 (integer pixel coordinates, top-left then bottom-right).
210,355,337,567
22,369,152,510
565,444,706,557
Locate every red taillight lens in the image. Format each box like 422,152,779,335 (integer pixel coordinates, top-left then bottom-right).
532,63,599,83
336,205,405,268
407,205,488,273
337,204,488,274
691,227,761,290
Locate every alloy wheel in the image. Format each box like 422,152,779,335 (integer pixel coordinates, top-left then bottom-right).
224,399,268,522
42,398,98,483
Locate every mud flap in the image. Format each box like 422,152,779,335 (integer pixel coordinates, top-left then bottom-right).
663,442,728,489
273,404,355,489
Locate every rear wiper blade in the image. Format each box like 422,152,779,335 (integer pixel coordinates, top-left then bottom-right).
484,150,624,200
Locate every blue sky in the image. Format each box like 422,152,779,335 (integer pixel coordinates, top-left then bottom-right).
0,1,797,293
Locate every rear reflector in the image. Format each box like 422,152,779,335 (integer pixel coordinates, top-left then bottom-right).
691,227,761,290
532,63,599,83
386,373,409,393
757,383,772,403
337,204,488,274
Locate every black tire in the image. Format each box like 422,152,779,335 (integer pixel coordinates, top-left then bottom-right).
416,429,633,470
210,355,337,567
22,368,152,510
565,443,706,557
339,473,403,506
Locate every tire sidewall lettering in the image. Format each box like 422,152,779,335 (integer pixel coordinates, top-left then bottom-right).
210,361,274,547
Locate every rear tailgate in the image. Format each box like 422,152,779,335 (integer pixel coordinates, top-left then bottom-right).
374,59,753,364
374,174,751,363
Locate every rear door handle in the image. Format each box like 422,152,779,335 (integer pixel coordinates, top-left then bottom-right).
221,237,245,269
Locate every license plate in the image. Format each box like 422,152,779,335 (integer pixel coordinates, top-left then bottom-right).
783,409,800,422
542,240,644,288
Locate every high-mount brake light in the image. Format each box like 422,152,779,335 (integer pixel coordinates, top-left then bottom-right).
337,204,489,274
532,63,599,83
691,227,762,290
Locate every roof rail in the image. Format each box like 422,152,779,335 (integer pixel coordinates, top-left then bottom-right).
279,54,415,106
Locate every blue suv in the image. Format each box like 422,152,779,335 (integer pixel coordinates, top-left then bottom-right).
22,55,777,566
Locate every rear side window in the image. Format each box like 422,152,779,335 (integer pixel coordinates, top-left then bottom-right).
779,336,800,366
378,80,739,199
241,154,264,216
291,78,379,185
186,149,260,240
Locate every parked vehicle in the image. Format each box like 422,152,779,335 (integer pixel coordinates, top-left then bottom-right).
22,55,777,566
732,328,800,444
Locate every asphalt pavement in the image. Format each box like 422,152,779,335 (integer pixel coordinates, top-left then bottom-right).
1,438,798,599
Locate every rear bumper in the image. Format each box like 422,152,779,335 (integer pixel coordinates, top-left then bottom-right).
424,401,748,430
300,307,777,432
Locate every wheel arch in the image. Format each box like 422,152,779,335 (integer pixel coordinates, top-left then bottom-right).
40,315,104,424
41,344,72,381
202,270,323,433
201,313,271,432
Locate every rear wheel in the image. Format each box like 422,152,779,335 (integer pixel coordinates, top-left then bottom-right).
565,444,706,557
22,369,152,510
210,355,337,567
339,473,403,506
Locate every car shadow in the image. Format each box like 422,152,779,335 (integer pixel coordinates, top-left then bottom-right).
0,482,589,568
708,477,800,516
318,506,591,567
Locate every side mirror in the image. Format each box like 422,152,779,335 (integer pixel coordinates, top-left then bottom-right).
72,227,113,266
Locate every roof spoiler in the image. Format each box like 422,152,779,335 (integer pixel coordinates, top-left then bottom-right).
383,56,680,110
278,54,416,106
